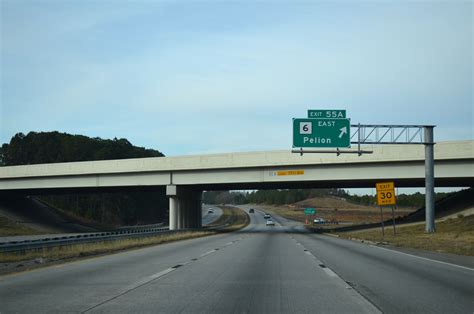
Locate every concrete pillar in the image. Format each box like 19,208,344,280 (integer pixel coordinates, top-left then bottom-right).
167,185,203,230
169,197,178,230
424,127,435,233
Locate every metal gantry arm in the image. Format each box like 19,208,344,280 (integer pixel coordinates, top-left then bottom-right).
351,124,431,145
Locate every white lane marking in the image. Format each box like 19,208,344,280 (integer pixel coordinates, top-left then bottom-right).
322,267,338,277
370,245,474,272
121,267,175,296
199,249,217,258
304,251,314,257
149,268,175,280
299,244,342,279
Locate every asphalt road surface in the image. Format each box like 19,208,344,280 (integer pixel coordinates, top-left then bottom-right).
201,204,223,226
0,205,472,313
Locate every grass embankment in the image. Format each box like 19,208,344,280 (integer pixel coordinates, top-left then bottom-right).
208,206,250,232
337,215,474,256
0,216,42,236
0,231,213,265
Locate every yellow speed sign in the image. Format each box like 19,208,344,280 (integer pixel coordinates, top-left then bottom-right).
376,182,396,206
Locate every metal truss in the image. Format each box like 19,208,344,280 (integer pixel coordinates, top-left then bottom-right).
351,124,434,145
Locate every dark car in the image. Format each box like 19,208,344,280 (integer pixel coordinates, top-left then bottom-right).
249,208,255,213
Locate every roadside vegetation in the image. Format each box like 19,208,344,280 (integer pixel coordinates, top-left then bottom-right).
336,214,474,256
0,231,213,270
0,216,42,236
207,206,250,232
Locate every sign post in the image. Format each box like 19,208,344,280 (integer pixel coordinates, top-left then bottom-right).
376,182,397,237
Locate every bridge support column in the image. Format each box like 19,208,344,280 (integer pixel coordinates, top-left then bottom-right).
425,126,435,233
166,185,202,230
169,197,178,230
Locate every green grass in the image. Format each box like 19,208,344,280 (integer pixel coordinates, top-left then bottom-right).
0,216,43,236
337,215,474,256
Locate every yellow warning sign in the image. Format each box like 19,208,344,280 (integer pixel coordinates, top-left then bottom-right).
277,170,304,176
376,181,396,206
269,170,305,176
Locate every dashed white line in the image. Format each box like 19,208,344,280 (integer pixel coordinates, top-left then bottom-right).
199,249,217,258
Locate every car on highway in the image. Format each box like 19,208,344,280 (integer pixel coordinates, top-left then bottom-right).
263,213,271,219
208,209,214,214
266,220,275,226
249,208,255,213
313,217,326,224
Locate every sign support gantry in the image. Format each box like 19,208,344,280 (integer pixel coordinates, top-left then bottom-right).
292,113,436,233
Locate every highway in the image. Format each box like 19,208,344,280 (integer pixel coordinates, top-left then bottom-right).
0,206,473,313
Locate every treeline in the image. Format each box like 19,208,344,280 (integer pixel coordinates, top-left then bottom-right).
40,191,167,227
203,189,453,208
0,131,163,166
204,189,347,205
0,132,167,227
346,192,452,208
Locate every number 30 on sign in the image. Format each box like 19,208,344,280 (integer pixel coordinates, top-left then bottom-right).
376,182,396,206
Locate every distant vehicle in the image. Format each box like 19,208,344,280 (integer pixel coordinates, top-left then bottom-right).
249,208,255,213
263,213,271,219
266,220,275,226
313,218,325,224
208,209,214,214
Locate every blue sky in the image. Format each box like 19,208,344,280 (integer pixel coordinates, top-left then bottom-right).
1,0,472,156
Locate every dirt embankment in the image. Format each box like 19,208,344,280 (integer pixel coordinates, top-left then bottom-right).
262,196,415,225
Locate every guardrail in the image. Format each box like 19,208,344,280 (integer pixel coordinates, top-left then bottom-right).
0,227,170,253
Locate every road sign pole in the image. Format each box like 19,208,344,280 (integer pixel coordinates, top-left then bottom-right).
424,126,435,233
380,206,385,238
391,205,396,236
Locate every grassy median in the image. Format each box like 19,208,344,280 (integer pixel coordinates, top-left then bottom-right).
336,214,474,256
207,206,250,232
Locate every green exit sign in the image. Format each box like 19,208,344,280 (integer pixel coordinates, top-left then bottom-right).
308,110,346,119
304,208,316,215
293,118,351,148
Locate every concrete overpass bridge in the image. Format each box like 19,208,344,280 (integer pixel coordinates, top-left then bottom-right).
0,141,472,230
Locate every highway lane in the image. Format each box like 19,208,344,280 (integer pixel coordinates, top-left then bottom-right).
0,205,472,313
201,204,222,226
0,206,378,313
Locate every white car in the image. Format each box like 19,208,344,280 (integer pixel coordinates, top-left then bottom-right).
266,220,275,226
313,218,326,224
263,213,271,219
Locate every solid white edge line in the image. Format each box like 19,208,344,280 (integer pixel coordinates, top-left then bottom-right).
370,245,474,272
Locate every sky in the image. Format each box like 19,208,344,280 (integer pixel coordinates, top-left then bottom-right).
1,0,472,157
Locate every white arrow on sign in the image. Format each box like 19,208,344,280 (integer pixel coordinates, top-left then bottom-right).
338,126,347,138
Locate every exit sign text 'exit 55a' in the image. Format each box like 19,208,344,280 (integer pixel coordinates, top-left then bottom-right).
308,110,346,119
